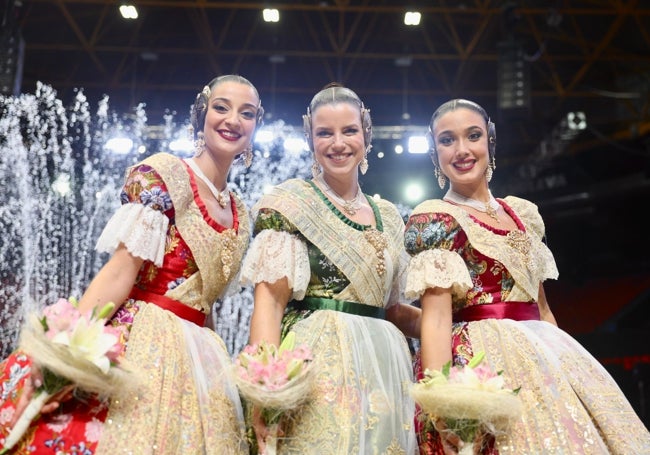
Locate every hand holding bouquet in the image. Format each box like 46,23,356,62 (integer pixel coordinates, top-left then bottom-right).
1,297,132,453
410,351,522,455
233,331,314,455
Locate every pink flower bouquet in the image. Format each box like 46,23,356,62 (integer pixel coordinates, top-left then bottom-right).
410,351,522,455
1,297,133,453
233,331,314,455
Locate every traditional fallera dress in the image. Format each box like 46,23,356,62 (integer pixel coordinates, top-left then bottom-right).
405,196,650,455
241,178,418,455
0,152,250,454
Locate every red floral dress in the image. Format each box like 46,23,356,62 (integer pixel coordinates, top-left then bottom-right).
0,161,214,454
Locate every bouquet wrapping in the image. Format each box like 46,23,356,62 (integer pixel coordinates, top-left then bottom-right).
410,351,522,454
1,297,134,453
233,331,314,455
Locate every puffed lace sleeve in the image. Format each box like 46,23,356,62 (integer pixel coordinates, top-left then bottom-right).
240,208,310,300
95,163,170,267
403,211,472,300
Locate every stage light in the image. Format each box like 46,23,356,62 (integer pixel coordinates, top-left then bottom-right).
567,111,587,130
283,137,307,155
119,4,138,19
169,137,193,154
404,12,421,26
407,135,429,154
105,137,133,154
263,8,280,23
255,129,275,144
394,144,404,154
403,182,425,204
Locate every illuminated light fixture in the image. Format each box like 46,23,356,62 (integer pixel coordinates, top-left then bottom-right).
566,111,587,130
255,129,275,144
394,144,404,154
403,182,425,204
105,137,134,154
376,151,385,159
283,137,307,155
407,135,429,154
263,8,280,22
169,137,193,154
404,11,421,26
119,4,138,19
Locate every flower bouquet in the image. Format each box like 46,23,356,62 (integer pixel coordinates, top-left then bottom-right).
1,297,133,453
233,331,314,455
410,351,522,455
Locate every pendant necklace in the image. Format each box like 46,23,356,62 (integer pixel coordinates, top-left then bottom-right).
444,189,501,222
314,174,364,216
184,158,230,209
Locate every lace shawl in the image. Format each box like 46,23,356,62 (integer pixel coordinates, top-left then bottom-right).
407,196,558,301
95,152,250,311
242,178,406,308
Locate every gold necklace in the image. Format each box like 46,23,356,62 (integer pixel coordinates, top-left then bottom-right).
314,174,364,216
184,158,230,208
444,189,500,222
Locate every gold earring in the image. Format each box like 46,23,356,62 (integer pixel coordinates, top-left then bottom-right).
311,161,321,179
434,166,447,189
194,132,206,157
244,144,253,167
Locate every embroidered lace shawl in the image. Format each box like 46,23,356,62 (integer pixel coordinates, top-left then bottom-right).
245,178,406,309
407,196,558,302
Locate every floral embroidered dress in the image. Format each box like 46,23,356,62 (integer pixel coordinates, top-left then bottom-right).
0,152,250,454
405,196,650,455
241,178,417,455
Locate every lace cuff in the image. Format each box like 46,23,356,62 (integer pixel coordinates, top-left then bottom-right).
404,249,472,300
240,229,310,300
95,203,168,267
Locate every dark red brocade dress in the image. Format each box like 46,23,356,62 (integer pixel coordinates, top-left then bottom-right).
0,153,250,454
404,197,650,455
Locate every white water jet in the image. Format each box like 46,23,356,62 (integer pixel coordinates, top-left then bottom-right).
0,83,312,357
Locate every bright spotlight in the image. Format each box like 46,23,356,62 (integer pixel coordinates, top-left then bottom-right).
263,8,280,22
105,137,133,155
403,182,425,204
119,4,138,19
394,144,404,154
255,129,275,144
404,11,421,26
567,111,587,130
407,136,429,154
377,151,385,159
283,137,307,155
169,137,194,154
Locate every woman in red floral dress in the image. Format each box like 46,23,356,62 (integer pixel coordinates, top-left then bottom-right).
0,74,263,454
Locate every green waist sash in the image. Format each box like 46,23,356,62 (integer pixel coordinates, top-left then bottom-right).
289,297,386,320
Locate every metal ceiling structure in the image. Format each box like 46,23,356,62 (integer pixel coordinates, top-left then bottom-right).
2,0,650,284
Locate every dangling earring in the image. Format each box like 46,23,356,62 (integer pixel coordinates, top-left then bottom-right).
194,131,206,157
434,166,447,189
243,144,253,168
486,157,496,182
359,145,371,175
311,160,322,179
360,158,369,175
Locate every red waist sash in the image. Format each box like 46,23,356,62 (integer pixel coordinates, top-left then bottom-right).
129,287,206,326
453,301,540,323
